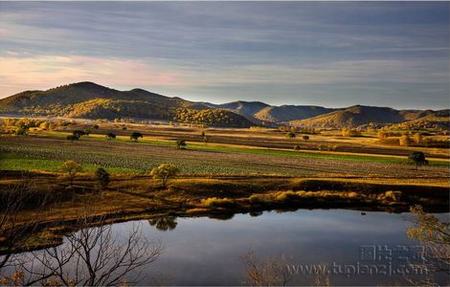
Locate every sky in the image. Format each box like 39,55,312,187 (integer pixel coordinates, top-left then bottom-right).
0,2,449,109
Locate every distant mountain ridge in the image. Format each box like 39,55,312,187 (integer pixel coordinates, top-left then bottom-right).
0,82,448,129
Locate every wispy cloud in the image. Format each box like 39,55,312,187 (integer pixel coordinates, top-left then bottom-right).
0,2,448,109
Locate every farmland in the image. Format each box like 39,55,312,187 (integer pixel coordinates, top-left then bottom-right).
1,120,449,253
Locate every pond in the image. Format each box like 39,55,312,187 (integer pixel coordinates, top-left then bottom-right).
3,209,449,285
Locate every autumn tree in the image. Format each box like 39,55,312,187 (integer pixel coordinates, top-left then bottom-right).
130,132,143,142
150,164,179,188
408,151,428,170
286,131,296,139
176,139,187,149
106,132,116,140
61,160,82,186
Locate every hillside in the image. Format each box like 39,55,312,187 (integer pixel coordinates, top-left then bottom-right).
254,105,334,123
289,105,440,128
0,82,254,128
387,110,450,130
1,82,448,129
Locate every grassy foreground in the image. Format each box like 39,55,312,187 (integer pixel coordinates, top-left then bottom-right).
1,173,449,253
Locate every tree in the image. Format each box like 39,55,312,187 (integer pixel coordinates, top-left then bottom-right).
377,130,387,140
414,133,423,145
293,145,301,151
406,205,450,285
408,151,428,170
14,126,29,136
286,131,296,139
105,132,116,140
399,134,412,146
61,160,82,186
203,135,208,144
95,168,110,190
302,135,309,141
148,216,177,231
72,130,86,138
150,163,179,188
66,135,79,142
130,132,143,142
176,139,187,149
1,214,162,286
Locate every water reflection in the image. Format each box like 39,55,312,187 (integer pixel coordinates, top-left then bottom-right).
1,209,449,286
0,217,162,286
148,216,178,231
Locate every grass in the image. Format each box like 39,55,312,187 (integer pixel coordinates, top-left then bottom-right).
1,132,448,178
22,131,450,167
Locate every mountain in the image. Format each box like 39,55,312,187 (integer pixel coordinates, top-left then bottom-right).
289,105,448,129
206,101,334,124
254,105,334,123
0,82,254,128
388,109,450,130
1,82,448,129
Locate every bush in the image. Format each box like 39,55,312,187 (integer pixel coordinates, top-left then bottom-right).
15,126,29,136
95,167,110,189
399,135,412,146
61,160,82,186
176,139,187,149
341,128,361,137
106,132,116,140
67,135,79,142
201,197,235,208
286,131,296,139
130,132,143,141
150,163,179,188
408,151,428,169
73,130,86,138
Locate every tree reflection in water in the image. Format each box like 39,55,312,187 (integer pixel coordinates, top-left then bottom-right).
148,216,178,231
0,215,162,286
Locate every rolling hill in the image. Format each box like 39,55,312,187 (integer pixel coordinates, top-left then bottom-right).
0,82,254,128
289,105,449,129
0,82,448,129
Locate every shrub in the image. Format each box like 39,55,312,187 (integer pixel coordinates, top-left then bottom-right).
106,132,116,140
201,197,235,208
73,130,86,138
286,131,296,139
248,194,269,204
61,160,82,186
399,134,412,146
377,130,387,140
293,145,301,151
14,126,29,136
176,139,187,149
150,163,179,188
302,135,310,141
66,135,79,142
274,191,298,202
130,132,143,142
95,167,110,189
408,151,428,170
341,128,360,137
413,133,423,145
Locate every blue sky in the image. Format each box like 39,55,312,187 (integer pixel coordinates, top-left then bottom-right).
0,2,448,109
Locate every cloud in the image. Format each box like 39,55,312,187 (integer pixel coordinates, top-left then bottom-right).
0,55,186,96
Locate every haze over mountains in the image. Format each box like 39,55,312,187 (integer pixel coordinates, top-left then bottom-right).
0,82,448,129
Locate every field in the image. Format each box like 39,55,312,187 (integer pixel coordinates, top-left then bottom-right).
1,120,449,252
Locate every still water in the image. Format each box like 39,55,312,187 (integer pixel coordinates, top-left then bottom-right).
7,209,450,285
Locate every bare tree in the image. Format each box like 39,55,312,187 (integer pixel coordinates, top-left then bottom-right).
2,213,162,286
405,205,450,286
241,251,293,286
0,179,43,271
